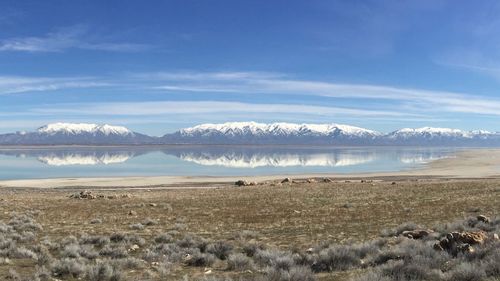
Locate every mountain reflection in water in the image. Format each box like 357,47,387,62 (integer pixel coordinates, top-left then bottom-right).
0,146,455,168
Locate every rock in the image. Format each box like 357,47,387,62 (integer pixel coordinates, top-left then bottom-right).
235,180,248,186
69,190,96,199
458,231,487,245
128,210,137,216
402,229,433,239
322,177,333,183
477,215,490,223
128,244,140,251
307,178,316,183
493,233,499,240
281,178,292,183
235,180,257,186
434,231,488,253
457,243,475,254
391,182,397,185
107,195,117,199
121,194,132,198
148,203,157,207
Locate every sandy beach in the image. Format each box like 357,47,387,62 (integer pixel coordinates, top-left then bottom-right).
1,148,499,188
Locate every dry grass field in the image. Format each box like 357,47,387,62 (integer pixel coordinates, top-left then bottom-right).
0,177,499,280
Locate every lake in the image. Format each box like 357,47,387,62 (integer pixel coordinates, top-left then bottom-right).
0,146,460,180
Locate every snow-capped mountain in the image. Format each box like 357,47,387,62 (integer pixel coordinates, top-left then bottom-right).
37,123,132,136
1,122,500,146
0,123,157,145
163,122,382,145
385,127,500,146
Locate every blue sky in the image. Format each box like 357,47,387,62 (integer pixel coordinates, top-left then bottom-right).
2,0,500,135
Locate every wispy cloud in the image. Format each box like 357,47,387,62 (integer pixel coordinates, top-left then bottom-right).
32,101,412,118
137,71,500,116
0,76,109,95
0,25,150,53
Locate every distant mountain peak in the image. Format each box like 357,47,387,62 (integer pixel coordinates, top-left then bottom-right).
37,122,132,136
180,121,381,137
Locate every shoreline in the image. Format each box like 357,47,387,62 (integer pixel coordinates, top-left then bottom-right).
1,148,500,188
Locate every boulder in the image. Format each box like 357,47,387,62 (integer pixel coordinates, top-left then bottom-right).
69,190,96,199
402,229,433,239
281,178,292,183
235,180,257,186
322,178,333,183
477,215,490,223
434,230,488,254
235,180,249,186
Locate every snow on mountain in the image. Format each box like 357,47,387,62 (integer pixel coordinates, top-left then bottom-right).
180,122,380,137
1,121,500,146
0,123,155,145
38,123,132,136
387,127,470,138
168,122,382,144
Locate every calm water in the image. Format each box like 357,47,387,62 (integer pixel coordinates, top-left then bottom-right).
0,146,460,180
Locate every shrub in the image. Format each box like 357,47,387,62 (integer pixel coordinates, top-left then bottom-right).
51,258,87,278
154,233,173,244
261,265,316,281
227,253,255,271
207,241,233,260
445,263,486,281
312,245,361,272
142,218,157,226
86,262,123,281
129,223,145,230
185,251,216,267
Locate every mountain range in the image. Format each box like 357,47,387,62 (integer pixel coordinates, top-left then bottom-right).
1,122,500,146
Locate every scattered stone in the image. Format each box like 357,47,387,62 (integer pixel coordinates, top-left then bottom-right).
235,180,247,186
434,231,488,253
477,215,490,223
69,190,96,199
148,203,157,207
281,178,292,184
342,203,353,209
235,180,256,186
121,193,132,198
107,195,117,199
128,244,140,251
322,177,333,183
128,210,137,216
402,229,433,239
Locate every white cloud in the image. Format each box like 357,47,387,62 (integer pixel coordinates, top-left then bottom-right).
140,71,500,116
0,25,149,53
0,76,109,95
32,101,413,118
